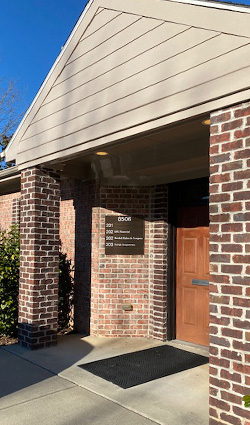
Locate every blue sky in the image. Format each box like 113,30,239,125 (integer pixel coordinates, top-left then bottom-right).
0,0,250,122
0,1,88,116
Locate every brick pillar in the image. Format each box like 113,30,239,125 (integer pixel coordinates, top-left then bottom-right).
19,167,60,349
149,185,168,341
209,102,250,424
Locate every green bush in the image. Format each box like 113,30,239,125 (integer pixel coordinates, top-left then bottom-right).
0,226,73,337
243,395,250,408
0,225,20,337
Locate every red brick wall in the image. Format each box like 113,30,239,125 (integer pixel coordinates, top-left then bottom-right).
209,101,250,425
91,186,151,337
60,181,75,262
0,192,20,231
91,185,168,339
19,167,60,349
0,178,169,341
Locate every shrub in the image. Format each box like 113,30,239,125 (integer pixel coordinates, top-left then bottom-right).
0,225,20,337
243,395,250,408
0,225,74,337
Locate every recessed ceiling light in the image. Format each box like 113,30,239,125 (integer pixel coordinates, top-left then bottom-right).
202,119,211,126
95,151,109,156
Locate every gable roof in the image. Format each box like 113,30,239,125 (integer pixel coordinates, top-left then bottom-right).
5,0,250,168
171,0,250,13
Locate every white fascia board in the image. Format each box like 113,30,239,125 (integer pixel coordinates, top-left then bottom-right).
0,174,21,185
170,0,250,14
0,165,20,180
4,0,95,162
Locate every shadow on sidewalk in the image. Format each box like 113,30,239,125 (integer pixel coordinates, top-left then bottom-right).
0,333,93,400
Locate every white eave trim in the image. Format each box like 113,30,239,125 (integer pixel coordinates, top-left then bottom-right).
3,0,95,159
0,165,20,180
171,0,250,14
0,174,21,186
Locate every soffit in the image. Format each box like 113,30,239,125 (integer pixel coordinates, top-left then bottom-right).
55,116,210,186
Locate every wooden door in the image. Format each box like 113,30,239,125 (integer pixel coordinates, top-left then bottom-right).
176,206,209,346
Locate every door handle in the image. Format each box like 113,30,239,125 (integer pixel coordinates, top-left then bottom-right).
192,279,209,286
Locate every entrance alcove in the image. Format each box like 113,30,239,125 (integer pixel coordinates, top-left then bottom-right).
54,115,210,344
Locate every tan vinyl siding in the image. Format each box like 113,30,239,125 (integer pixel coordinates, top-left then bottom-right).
83,8,120,38
58,13,141,84
95,7,104,15
9,0,250,167
25,21,187,129
39,19,176,108
21,29,248,145
18,58,250,164
18,8,250,161
99,0,250,38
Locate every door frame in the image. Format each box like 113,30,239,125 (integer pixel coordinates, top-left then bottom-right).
167,177,209,341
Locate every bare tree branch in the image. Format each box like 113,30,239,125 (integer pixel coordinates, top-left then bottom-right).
0,79,23,168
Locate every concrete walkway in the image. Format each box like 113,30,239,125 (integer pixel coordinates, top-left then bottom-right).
0,335,209,425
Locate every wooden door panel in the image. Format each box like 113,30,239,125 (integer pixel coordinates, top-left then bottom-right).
176,206,209,347
182,287,197,326
183,238,198,274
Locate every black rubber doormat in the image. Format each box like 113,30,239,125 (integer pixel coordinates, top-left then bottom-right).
78,345,208,389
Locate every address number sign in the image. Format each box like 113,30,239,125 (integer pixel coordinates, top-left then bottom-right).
105,215,144,255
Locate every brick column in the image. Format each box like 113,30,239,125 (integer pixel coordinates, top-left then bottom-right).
209,102,250,424
19,167,60,349
149,184,168,341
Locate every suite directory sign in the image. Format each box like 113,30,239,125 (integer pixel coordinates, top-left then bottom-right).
105,215,144,255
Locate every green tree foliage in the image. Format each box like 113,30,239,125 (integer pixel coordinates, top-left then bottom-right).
0,225,19,336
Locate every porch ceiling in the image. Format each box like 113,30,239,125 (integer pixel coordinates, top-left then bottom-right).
52,116,209,186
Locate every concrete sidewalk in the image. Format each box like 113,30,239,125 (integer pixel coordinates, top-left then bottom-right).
0,335,209,425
